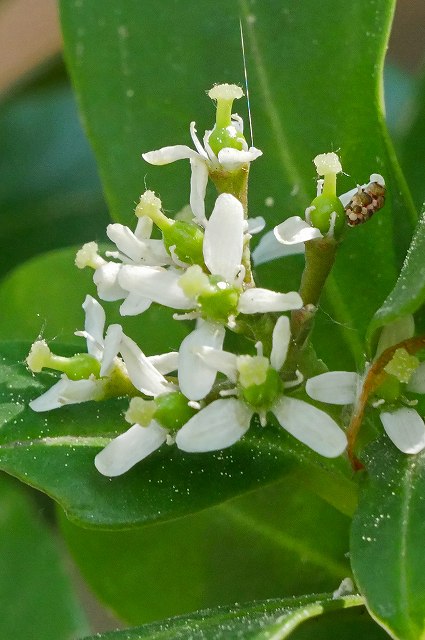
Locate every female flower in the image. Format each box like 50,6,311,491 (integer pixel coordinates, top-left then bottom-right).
305,318,425,454
27,295,176,411
142,84,262,225
176,316,348,457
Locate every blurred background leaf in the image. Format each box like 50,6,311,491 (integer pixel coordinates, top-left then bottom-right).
0,474,88,639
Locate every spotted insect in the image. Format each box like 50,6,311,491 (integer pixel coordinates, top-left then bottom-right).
345,176,386,226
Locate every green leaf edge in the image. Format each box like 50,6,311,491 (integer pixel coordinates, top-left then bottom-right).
80,593,365,640
367,204,425,351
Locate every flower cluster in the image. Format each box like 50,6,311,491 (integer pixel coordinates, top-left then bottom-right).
27,82,412,480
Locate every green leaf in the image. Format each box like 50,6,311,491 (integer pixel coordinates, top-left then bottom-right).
0,76,109,279
60,479,351,623
367,204,425,350
59,0,416,371
0,245,189,352
351,436,425,640
0,342,354,528
0,475,88,639
79,593,366,640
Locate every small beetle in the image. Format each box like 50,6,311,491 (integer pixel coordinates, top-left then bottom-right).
345,179,386,226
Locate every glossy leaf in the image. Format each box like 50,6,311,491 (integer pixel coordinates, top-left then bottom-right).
367,204,425,350
0,245,189,352
0,342,354,528
351,436,425,640
60,479,351,623
59,0,416,373
0,475,88,639
78,593,369,640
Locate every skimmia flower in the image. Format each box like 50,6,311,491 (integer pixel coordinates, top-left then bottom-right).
305,317,425,454
142,84,262,225
27,295,176,411
253,153,385,265
118,193,303,323
176,316,348,457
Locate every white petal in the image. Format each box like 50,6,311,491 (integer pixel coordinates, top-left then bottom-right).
306,372,359,405
118,265,193,309
274,217,323,244
148,352,179,375
380,408,425,454
270,316,290,371
142,145,200,165
100,324,123,376
252,229,305,265
94,262,127,301
29,377,103,412
80,295,106,359
203,193,244,282
238,288,303,314
189,121,209,159
107,224,170,266
197,346,238,382
178,321,226,400
407,361,425,394
217,146,262,170
247,217,266,234
375,315,415,358
272,397,347,457
190,158,208,226
119,334,171,396
176,398,253,452
95,422,168,476
119,292,152,316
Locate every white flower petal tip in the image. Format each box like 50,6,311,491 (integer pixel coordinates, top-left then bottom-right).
272,397,347,458
369,173,385,187
380,408,425,455
178,321,225,401
270,316,291,371
29,377,103,412
306,372,359,405
274,217,322,245
208,84,244,100
247,217,266,235
142,145,199,165
175,398,253,452
252,230,304,266
314,152,342,176
238,289,303,314
217,147,262,170
203,194,244,282
95,422,168,477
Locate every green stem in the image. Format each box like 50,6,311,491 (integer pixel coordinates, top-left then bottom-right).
291,236,337,341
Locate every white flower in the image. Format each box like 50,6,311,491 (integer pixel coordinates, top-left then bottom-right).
119,193,303,320
95,420,169,477
28,295,176,411
75,191,175,315
142,84,262,225
305,318,425,455
176,316,347,457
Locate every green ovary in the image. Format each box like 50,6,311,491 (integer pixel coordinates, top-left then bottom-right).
241,367,283,410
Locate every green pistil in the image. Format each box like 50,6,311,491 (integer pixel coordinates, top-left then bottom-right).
216,98,233,129
309,194,345,237
154,392,197,431
198,278,240,323
241,367,283,409
39,351,101,380
163,221,205,265
322,172,337,197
